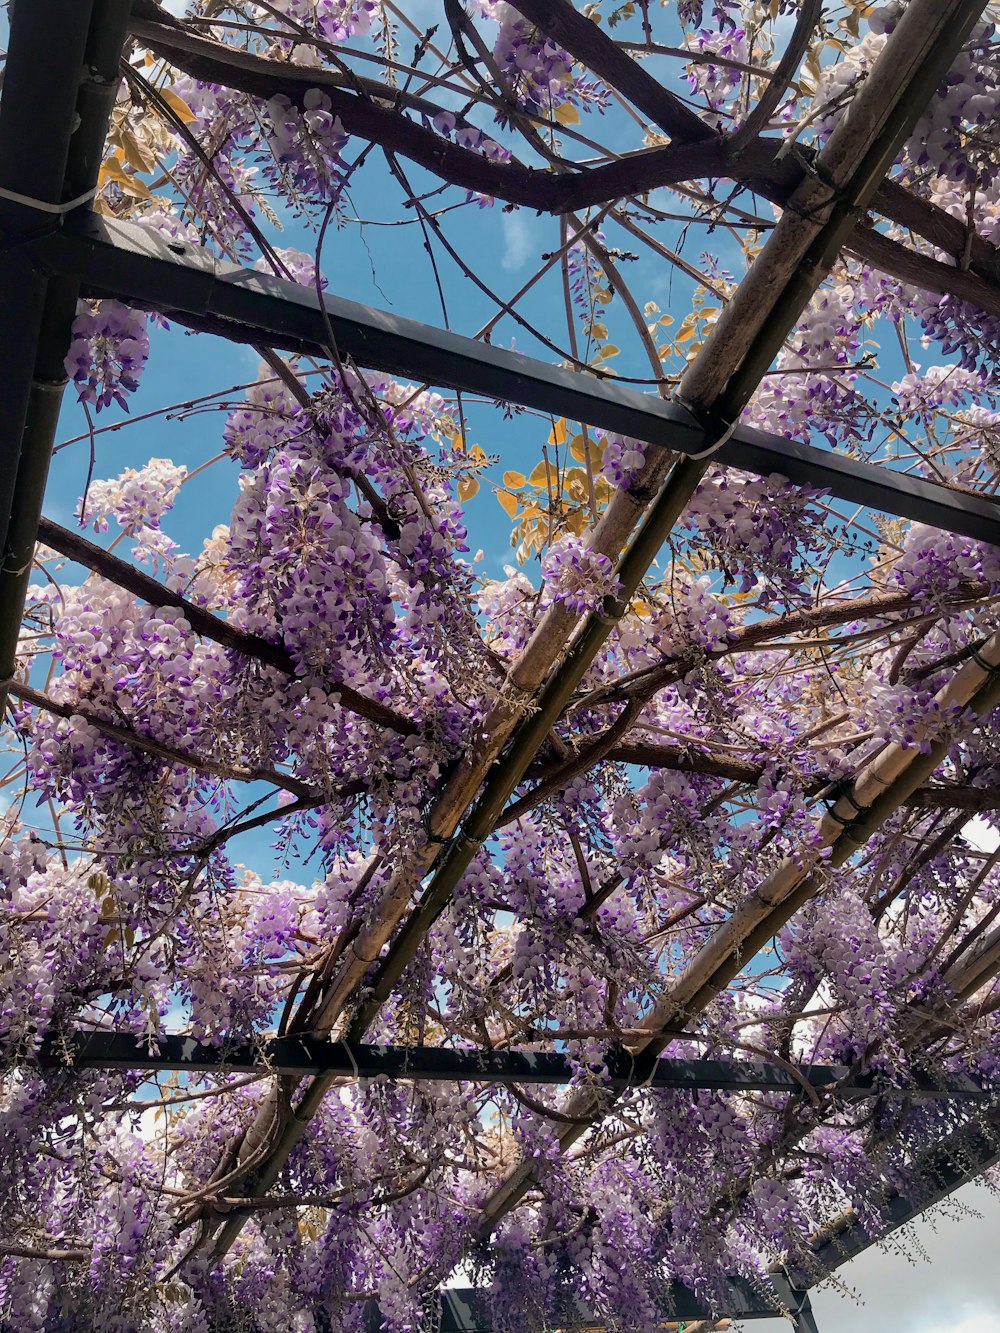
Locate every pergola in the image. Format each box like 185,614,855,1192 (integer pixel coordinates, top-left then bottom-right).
3,1,1000,1329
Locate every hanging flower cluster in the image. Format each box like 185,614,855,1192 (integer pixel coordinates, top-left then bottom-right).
64,300,149,411
541,533,621,614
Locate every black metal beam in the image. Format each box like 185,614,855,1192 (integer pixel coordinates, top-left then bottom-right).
396,1273,819,1330
32,213,1000,549
0,1,134,718
27,1030,990,1103
355,1093,1000,1330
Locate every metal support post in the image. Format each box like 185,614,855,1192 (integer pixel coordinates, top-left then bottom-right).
0,0,97,558
794,1294,822,1333
0,0,133,715
770,1271,822,1333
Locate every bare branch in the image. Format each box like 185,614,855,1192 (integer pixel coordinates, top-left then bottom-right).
506,0,715,144
729,0,822,150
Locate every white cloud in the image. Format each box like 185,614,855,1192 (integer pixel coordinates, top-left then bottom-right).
965,816,1000,854
931,1315,1000,1333
500,209,536,271
810,1184,1000,1332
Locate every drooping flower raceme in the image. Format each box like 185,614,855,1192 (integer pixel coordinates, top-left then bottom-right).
79,457,187,534
6,1,1000,1329
64,299,149,411
541,533,622,614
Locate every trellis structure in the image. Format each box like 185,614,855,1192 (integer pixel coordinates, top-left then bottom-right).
4,0,1000,1330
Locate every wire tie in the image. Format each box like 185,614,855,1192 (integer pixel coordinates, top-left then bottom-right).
824,777,868,826
824,806,855,828
972,646,1000,675
421,806,454,851
0,185,98,215
638,1049,659,1090
338,1039,360,1081
672,392,739,461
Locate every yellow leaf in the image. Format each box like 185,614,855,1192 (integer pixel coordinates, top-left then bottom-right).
98,153,122,183
528,460,556,487
120,127,156,174
554,102,580,126
503,469,526,488
547,418,568,446
470,443,486,461
161,88,198,124
100,154,151,199
497,489,518,518
598,344,621,359
571,433,605,465
457,475,480,503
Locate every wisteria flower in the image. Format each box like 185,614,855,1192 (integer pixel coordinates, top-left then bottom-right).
541,533,621,614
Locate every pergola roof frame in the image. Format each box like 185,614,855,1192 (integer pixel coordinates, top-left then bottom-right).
0,2,998,1330
30,212,1000,548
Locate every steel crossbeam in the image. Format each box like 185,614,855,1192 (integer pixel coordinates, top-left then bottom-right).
28,212,1000,550
792,1105,1000,1286
26,1030,993,1104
